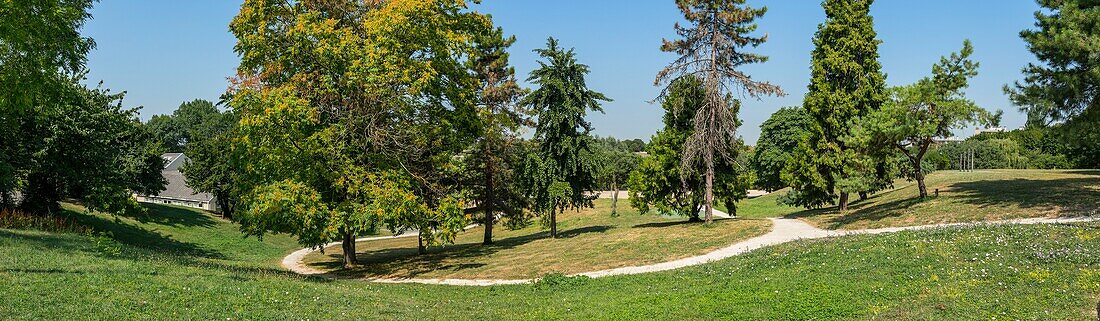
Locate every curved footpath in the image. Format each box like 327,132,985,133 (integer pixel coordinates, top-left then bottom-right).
282,213,1100,286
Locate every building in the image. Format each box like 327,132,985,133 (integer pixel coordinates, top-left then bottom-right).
134,153,219,212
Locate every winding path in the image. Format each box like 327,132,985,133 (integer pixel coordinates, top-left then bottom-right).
282,214,1099,286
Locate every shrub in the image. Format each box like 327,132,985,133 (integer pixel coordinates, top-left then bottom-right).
0,208,91,234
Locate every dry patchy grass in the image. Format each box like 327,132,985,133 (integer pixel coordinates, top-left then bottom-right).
791,169,1100,230
303,199,772,279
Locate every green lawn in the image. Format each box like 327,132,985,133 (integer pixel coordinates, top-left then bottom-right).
2,199,1099,319
304,199,772,279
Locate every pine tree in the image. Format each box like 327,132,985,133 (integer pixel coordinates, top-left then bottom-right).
521,38,609,238
464,27,531,245
656,0,784,224
783,0,887,211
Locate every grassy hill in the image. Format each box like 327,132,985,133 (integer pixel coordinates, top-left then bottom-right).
1,170,1099,320
735,169,1100,229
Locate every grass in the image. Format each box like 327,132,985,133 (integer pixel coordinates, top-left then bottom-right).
303,199,773,279
756,169,1100,230
2,203,1098,320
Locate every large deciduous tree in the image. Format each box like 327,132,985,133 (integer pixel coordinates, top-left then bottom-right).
656,0,784,224
1,0,165,214
783,0,888,211
463,27,531,245
751,107,811,192
857,41,987,199
520,38,608,238
629,76,753,220
228,0,491,266
1008,0,1100,168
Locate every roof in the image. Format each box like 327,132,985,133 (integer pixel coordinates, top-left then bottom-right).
162,153,188,171
152,170,215,202
140,153,214,202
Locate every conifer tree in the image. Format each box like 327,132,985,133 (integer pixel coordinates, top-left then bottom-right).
656,0,784,224
521,38,609,238
783,0,888,211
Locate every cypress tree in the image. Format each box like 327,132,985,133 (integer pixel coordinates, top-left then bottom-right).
783,0,888,211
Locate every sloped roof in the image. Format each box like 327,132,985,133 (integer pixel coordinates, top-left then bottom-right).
153,170,215,202
163,153,187,171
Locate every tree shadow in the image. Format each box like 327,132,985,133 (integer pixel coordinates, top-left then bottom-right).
313,225,614,278
947,177,1100,214
0,226,326,283
632,217,736,229
131,203,219,228
64,209,227,260
786,175,1100,229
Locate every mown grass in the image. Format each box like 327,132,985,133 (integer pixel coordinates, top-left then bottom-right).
755,169,1100,230
304,199,773,279
2,203,1097,320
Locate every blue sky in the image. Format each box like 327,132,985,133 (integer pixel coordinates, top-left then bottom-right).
83,0,1042,144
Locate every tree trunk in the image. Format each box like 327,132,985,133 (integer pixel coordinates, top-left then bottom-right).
610,181,619,216
482,141,496,245
838,192,849,212
704,155,715,224
341,231,357,268
417,233,426,255
550,208,558,238
914,161,929,198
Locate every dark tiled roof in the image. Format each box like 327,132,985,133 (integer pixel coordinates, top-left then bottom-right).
163,153,187,171
153,170,214,202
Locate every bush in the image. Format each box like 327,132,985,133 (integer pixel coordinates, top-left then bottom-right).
0,208,90,234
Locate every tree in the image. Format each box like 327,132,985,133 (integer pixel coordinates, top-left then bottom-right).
147,99,234,153
520,38,609,238
179,110,240,217
228,0,491,266
1008,0,1100,168
783,0,888,211
629,76,753,221
147,115,184,152
462,27,531,245
656,0,784,224
592,137,641,216
857,41,987,198
752,107,811,192
1,0,166,215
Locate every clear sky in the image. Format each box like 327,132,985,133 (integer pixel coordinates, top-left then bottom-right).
83,0,1042,144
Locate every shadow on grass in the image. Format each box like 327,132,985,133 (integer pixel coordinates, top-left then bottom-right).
632,217,735,229
788,175,1100,229
947,177,1100,213
0,228,326,283
130,203,219,228
313,225,613,278
65,209,227,260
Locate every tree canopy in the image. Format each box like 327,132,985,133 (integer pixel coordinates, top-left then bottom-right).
783,0,888,210
520,37,608,238
656,0,783,223
227,0,495,266
856,41,987,199
1008,0,1100,168
1,0,165,214
752,106,811,192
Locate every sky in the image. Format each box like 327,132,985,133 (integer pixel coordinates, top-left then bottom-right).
82,0,1043,144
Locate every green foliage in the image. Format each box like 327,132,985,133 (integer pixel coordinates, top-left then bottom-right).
1,0,164,215
784,0,889,209
752,107,811,192
520,38,609,236
228,0,490,263
146,99,232,153
629,77,753,219
657,0,783,223
855,41,986,197
461,25,531,244
1008,0,1100,168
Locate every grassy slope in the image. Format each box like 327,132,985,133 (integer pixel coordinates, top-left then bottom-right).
2,208,1098,320
734,169,1100,230
305,199,772,279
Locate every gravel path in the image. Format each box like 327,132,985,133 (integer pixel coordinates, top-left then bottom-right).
281,214,1099,286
